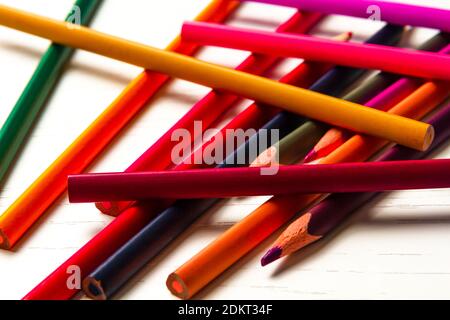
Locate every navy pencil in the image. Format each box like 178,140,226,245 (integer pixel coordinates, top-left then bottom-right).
82,24,405,299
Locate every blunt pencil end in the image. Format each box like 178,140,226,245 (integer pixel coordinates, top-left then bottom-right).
422,125,435,151
83,277,107,300
95,201,112,214
261,246,282,266
95,201,121,217
167,273,190,300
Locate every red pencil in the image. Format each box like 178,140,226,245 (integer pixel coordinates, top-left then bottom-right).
68,159,450,201
23,11,325,300
96,10,325,216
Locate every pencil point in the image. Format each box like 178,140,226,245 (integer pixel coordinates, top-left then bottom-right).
261,246,282,266
303,149,317,163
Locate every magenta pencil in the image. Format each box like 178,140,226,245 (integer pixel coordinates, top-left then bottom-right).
68,159,450,201
181,21,450,80
239,0,450,32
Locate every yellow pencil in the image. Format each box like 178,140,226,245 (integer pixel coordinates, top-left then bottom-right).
0,4,433,151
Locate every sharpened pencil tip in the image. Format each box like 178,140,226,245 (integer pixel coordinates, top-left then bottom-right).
261,246,282,266
303,149,317,163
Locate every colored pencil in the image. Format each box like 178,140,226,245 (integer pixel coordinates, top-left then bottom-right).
251,121,327,167
22,10,324,300
240,0,450,32
0,1,238,250
320,81,450,165
262,101,450,265
96,10,325,216
81,25,406,300
26,25,399,300
81,112,291,300
166,80,449,300
250,25,405,167
303,78,424,162
181,21,450,81
68,159,450,201
102,28,352,215
304,37,450,163
0,5,433,151
67,25,394,217
0,0,102,184
252,68,400,167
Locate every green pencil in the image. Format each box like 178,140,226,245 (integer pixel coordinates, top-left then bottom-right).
0,0,102,183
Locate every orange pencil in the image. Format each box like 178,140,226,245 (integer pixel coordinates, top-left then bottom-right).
167,79,450,299
0,0,238,250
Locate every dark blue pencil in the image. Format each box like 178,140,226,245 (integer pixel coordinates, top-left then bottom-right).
82,24,406,299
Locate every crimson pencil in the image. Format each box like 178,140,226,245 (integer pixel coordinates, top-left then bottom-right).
181,21,450,80
68,159,450,201
20,1,240,300
96,10,324,216
80,25,404,300
22,10,324,300
0,0,239,251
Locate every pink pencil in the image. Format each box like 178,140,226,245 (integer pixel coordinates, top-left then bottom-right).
240,0,450,32
181,21,450,80
68,159,450,202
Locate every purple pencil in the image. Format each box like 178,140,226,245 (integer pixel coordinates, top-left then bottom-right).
68,159,450,201
262,101,450,266
241,0,450,32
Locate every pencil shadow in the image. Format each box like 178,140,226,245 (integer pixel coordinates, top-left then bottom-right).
87,82,213,167
0,42,132,85
270,192,450,277
67,60,133,86
232,16,285,29
194,227,282,299
308,17,366,42
0,42,45,60
8,195,68,252
158,90,207,106
111,199,231,300
0,76,67,190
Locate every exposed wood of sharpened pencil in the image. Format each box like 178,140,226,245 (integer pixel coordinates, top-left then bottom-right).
262,101,450,265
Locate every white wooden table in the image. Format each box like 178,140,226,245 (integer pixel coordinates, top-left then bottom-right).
1,0,449,300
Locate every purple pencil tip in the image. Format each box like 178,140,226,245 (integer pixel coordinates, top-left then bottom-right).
261,247,282,266
303,149,317,163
